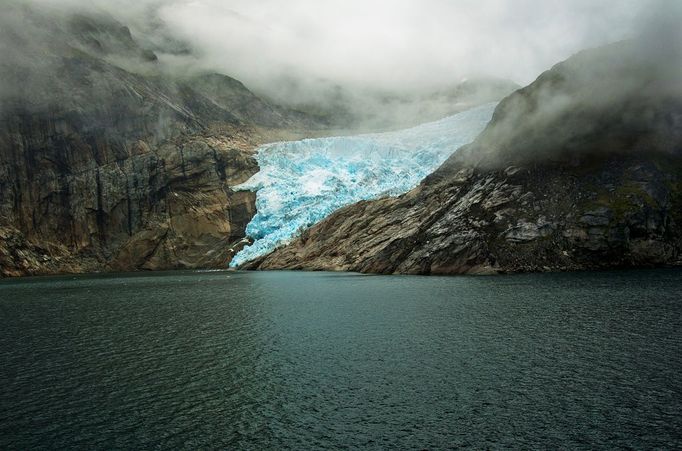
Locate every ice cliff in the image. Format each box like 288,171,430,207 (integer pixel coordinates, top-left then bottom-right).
230,103,497,267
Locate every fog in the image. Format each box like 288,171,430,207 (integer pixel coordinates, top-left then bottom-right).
14,0,654,95
441,0,682,169
2,0,680,134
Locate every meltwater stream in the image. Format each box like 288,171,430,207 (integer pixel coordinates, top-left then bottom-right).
230,103,497,266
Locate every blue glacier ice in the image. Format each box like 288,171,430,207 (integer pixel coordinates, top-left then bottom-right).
230,102,497,267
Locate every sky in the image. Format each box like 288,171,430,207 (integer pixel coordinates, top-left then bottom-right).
17,0,674,93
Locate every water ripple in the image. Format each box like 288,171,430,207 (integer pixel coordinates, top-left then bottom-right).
0,269,681,449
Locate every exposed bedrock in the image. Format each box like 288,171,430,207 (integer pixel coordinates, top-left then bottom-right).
0,112,261,276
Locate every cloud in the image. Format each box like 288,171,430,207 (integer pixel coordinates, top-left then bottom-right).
144,0,646,89
442,0,682,169
4,0,673,101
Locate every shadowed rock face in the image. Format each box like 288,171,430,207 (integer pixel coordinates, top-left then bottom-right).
0,6,316,277
246,41,682,274
0,114,261,276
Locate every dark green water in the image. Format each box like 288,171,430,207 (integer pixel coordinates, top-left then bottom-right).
0,269,680,449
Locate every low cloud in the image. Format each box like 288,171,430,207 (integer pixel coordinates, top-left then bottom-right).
449,0,682,168
16,0,653,92
158,0,650,93
2,0,678,122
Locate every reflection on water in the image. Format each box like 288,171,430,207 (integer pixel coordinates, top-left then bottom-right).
1,269,681,448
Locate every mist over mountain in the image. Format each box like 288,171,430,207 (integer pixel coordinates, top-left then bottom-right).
451,16,682,169
246,32,682,273
1,0,681,276
2,1,658,106
236,0,682,273
3,0,672,129
0,1,518,275
0,0,521,132
45,0,647,89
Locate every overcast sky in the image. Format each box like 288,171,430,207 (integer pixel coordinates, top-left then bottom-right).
30,0,668,92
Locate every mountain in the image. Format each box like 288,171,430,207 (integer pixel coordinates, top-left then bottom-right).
0,4,320,276
0,4,515,277
244,40,682,274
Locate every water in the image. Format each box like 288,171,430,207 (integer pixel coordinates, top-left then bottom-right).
1,269,681,449
231,103,496,266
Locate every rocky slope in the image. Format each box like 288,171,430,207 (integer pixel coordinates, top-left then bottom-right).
245,40,682,274
0,5,318,277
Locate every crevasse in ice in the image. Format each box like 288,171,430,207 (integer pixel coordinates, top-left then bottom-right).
230,102,497,267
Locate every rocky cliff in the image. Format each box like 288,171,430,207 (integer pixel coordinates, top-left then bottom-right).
0,5,318,277
245,41,682,274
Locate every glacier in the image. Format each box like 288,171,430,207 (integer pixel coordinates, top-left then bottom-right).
230,102,497,267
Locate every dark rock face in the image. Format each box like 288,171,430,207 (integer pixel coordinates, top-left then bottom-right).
246,41,682,274
0,6,313,277
0,78,264,276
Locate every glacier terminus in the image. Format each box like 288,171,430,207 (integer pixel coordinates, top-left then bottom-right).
230,103,498,267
